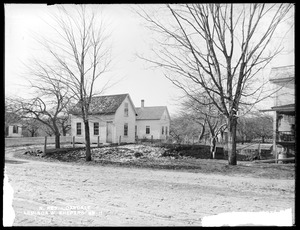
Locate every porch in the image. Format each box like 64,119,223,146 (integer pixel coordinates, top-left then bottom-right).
273,104,295,156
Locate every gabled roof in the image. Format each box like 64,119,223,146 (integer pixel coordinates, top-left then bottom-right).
71,94,129,115
269,65,294,82
136,106,169,120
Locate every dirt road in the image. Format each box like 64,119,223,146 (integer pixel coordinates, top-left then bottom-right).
4,149,295,226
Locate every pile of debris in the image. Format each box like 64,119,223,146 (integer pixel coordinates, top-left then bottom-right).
24,144,187,163
23,149,44,157
91,145,172,162
21,144,217,163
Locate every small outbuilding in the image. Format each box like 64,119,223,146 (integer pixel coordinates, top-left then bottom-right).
5,124,23,138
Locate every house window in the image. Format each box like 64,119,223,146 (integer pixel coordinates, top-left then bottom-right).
124,123,128,136
165,126,168,136
162,126,164,135
94,122,99,135
13,125,18,134
146,126,150,134
76,122,82,135
124,103,129,117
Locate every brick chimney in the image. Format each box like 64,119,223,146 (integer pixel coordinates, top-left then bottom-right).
141,99,144,108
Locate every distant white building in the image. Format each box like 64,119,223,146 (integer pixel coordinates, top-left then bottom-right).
136,100,171,140
6,124,23,138
70,94,171,144
5,112,23,138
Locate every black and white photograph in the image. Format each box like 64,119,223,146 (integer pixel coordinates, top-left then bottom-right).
4,3,295,226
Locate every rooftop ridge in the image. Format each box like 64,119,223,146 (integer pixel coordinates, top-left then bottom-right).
91,93,129,98
136,106,167,109
71,93,129,115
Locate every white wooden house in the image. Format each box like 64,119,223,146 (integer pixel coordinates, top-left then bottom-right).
70,94,136,144
70,94,171,144
261,65,295,155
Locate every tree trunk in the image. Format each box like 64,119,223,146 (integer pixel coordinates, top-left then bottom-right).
220,130,224,144
62,128,66,136
227,117,237,165
84,120,92,161
198,124,205,142
210,136,217,159
53,121,61,149
55,133,60,149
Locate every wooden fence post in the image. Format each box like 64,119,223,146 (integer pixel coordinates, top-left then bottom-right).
97,136,100,147
44,136,47,154
275,144,278,164
118,136,121,145
73,136,75,148
151,135,153,144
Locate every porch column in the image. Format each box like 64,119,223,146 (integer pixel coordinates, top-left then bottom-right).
272,111,277,153
273,111,280,162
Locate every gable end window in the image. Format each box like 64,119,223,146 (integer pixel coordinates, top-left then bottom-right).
76,122,82,135
165,126,168,136
146,126,150,134
124,123,128,136
94,122,99,135
162,126,164,135
124,103,129,117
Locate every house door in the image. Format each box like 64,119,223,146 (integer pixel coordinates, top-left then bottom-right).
106,122,113,143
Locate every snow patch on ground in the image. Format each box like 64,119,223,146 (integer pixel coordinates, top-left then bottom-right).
3,169,15,226
201,208,293,226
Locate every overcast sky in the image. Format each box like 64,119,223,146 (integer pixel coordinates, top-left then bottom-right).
5,4,294,116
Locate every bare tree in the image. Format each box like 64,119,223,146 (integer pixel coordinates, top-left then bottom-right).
22,118,40,137
181,95,227,158
57,115,71,136
40,119,56,137
14,71,73,148
137,3,293,165
29,5,112,161
236,117,248,144
179,100,207,143
169,114,205,144
237,112,273,143
5,98,22,127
